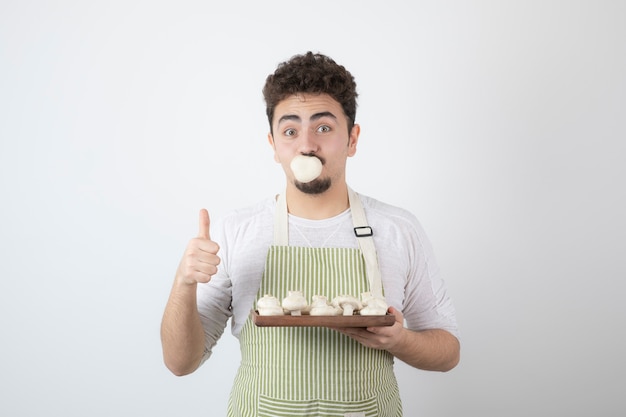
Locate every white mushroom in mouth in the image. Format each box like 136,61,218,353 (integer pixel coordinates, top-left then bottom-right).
290,155,323,183
331,295,363,316
282,290,308,316
256,294,284,316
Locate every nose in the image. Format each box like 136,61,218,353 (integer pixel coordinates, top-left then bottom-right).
298,130,318,154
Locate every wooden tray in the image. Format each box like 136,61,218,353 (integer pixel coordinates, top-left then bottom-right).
251,310,395,328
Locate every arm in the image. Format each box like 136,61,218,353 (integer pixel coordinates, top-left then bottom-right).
335,307,460,371
161,281,206,375
160,209,221,376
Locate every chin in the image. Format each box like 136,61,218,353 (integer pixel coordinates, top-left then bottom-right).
295,178,331,195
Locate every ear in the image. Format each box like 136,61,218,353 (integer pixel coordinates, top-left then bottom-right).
347,124,360,157
268,132,280,163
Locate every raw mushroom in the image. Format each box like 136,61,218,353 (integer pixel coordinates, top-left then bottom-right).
360,291,388,308
310,295,329,306
290,155,323,183
359,291,388,316
282,290,308,316
309,295,342,316
332,295,363,316
257,294,284,316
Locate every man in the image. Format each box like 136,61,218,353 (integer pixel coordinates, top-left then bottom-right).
161,52,460,416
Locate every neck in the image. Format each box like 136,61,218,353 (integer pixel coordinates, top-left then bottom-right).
285,182,350,220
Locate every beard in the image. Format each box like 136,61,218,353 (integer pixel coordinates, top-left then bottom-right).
295,177,332,194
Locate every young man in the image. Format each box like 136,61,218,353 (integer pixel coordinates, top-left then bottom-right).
161,52,460,416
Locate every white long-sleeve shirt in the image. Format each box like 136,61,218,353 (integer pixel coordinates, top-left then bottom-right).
197,192,459,360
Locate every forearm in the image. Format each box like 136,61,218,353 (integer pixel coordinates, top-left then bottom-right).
388,328,460,372
160,280,206,376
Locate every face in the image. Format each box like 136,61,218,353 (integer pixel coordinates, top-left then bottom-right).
268,93,360,194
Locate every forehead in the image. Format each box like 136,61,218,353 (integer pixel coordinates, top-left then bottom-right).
274,93,345,124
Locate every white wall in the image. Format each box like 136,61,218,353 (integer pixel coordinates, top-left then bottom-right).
1,1,624,416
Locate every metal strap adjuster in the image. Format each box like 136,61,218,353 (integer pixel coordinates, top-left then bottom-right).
354,226,373,237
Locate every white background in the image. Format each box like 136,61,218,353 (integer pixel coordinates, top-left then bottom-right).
1,1,624,416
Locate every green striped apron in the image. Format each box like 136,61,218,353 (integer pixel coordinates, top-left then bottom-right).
227,189,402,417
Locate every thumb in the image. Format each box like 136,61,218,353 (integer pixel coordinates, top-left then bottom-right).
389,306,404,325
198,208,210,239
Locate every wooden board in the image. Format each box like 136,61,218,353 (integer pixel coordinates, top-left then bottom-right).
251,310,395,328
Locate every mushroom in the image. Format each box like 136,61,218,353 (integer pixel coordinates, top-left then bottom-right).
309,295,342,316
282,290,308,316
312,295,329,305
359,291,388,316
290,155,323,183
256,294,284,316
331,295,363,316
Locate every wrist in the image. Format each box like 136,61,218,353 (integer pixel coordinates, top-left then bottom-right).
388,326,412,357
174,274,199,292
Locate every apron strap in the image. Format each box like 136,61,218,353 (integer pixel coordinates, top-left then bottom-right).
273,188,383,298
347,187,383,299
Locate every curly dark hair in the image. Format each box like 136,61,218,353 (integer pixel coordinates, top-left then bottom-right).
262,52,358,134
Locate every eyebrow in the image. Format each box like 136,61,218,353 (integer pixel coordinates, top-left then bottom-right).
277,111,337,126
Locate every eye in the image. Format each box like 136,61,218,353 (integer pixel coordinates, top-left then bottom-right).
317,125,331,133
284,128,297,137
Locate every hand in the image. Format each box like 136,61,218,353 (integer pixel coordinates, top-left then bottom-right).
333,306,406,351
175,209,221,286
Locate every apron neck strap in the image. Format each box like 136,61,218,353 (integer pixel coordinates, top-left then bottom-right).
273,188,383,298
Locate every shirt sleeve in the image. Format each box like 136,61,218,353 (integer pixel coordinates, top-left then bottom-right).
402,215,460,340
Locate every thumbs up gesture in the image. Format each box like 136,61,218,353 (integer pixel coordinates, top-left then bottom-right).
176,209,221,286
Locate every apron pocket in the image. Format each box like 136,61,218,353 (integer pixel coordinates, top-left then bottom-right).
258,394,378,417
